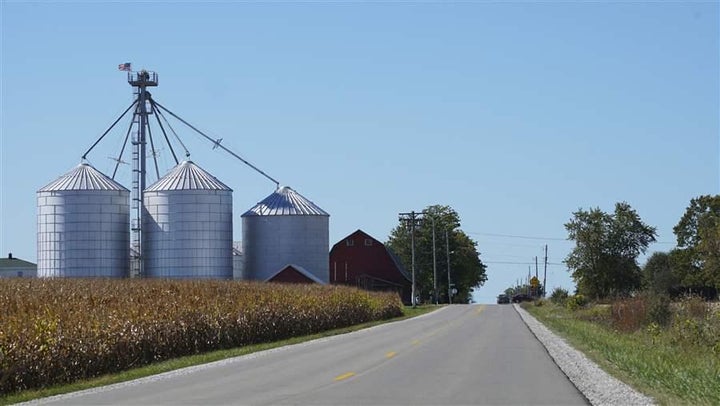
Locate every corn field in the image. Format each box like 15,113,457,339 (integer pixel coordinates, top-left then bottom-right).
0,279,403,394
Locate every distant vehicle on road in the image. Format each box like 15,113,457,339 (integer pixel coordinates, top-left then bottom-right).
497,294,510,304
512,293,533,303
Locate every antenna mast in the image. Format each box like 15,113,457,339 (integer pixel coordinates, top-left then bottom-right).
128,70,158,277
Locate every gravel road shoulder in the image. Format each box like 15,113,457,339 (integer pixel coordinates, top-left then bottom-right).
514,304,655,406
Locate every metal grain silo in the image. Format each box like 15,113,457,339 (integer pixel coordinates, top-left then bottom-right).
242,186,329,283
142,160,233,279
232,241,244,280
37,163,130,278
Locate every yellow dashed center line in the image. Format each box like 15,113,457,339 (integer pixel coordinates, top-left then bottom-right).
334,372,355,381
334,308,488,384
333,308,487,384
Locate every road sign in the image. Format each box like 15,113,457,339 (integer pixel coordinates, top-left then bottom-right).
530,276,539,287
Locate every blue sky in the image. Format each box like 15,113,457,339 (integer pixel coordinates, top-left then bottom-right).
1,1,718,303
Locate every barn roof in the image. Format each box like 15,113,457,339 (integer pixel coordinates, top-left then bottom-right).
333,229,411,282
265,264,325,284
0,257,37,269
385,247,411,282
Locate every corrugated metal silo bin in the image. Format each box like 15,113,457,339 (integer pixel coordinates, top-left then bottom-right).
37,163,130,277
242,186,330,283
142,160,233,279
232,241,244,280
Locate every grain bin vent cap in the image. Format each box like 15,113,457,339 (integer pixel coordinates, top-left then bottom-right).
38,163,128,192
145,160,232,192
242,186,329,216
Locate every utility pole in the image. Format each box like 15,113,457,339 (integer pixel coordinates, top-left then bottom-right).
543,244,548,297
431,215,438,305
399,211,422,307
446,229,452,304
527,266,531,295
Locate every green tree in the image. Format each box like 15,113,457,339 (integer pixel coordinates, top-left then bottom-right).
673,195,720,289
668,248,701,286
386,205,487,304
642,251,679,294
565,202,656,299
503,282,544,298
549,287,569,305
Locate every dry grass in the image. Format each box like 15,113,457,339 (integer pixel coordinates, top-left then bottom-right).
0,279,402,394
532,295,720,405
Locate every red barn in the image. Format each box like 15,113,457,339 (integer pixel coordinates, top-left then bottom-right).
329,230,411,304
267,264,325,284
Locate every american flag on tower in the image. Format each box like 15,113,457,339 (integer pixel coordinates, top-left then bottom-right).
118,62,132,71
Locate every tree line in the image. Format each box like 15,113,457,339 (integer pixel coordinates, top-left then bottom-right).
385,205,488,304
564,195,720,300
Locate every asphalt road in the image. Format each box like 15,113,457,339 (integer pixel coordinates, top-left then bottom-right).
35,305,588,405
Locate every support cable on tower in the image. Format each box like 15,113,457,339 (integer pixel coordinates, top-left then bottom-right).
152,99,280,188
82,100,137,160
151,101,190,159
146,122,161,181
150,103,180,164
79,68,282,278
112,112,138,179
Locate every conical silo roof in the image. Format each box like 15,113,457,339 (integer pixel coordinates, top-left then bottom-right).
242,186,329,216
38,163,128,192
145,160,231,191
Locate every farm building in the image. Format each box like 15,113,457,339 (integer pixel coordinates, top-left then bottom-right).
242,186,329,284
267,264,325,284
0,253,37,278
329,230,411,304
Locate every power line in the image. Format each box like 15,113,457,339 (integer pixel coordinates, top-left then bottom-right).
469,231,676,245
476,241,555,249
484,253,542,260
484,260,565,266
467,232,569,241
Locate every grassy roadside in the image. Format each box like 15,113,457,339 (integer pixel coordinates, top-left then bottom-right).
1,305,439,405
525,303,719,406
